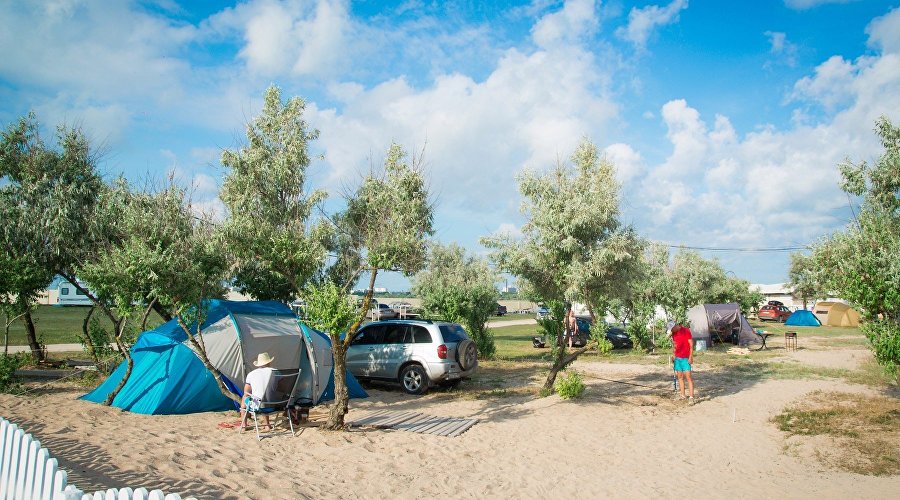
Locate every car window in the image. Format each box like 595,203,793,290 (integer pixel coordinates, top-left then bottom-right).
575,318,591,332
439,324,468,342
383,324,409,344
780,306,790,312
353,325,385,345
411,325,432,344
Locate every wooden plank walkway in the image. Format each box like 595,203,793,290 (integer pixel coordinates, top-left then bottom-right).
349,411,478,437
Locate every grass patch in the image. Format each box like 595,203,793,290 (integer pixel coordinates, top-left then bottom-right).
773,391,900,475
3,305,166,345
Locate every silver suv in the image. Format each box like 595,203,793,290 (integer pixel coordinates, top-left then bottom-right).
346,320,478,394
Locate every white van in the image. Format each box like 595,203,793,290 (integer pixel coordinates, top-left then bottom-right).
57,280,95,306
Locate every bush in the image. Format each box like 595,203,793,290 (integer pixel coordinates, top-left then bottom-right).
470,326,497,360
863,319,900,378
0,353,31,394
555,370,585,399
626,322,653,352
589,327,613,356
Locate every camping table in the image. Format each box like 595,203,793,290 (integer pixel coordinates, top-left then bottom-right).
755,332,777,350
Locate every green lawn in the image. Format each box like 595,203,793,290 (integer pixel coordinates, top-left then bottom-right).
3,305,166,345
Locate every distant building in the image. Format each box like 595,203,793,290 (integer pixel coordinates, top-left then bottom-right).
373,287,387,294
502,286,518,294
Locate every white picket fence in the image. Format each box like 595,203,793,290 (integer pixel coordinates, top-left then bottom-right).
0,418,190,500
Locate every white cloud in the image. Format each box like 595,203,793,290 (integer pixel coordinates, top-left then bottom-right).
866,7,900,54
764,31,799,67
493,223,524,239
531,0,599,48
615,0,688,50
603,143,643,184
784,0,857,11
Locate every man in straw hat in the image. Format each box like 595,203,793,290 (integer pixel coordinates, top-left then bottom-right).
240,352,276,431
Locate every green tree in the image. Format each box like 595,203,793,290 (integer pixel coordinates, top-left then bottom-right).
0,253,53,356
812,116,900,376
78,178,230,403
0,114,105,362
482,138,645,392
305,143,433,429
787,252,823,309
220,85,330,302
412,242,499,358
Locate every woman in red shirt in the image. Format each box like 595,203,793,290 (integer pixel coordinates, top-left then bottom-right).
668,324,695,404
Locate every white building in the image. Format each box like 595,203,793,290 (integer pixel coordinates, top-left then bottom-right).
57,279,95,306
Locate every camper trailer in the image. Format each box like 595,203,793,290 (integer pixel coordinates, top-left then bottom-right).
57,279,95,306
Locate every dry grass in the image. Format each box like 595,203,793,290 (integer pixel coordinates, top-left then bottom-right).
773,390,900,475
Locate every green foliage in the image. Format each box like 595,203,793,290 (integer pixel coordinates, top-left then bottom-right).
593,334,613,356
482,138,645,317
0,353,31,394
787,252,824,308
85,317,116,362
625,321,652,352
413,243,498,358
642,244,759,322
342,143,433,277
302,281,357,335
813,116,900,373
554,370,585,399
862,320,900,378
220,85,330,302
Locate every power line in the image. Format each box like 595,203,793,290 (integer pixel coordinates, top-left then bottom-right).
657,243,808,252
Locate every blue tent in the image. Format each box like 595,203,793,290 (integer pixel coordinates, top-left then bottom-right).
785,309,821,327
81,300,366,414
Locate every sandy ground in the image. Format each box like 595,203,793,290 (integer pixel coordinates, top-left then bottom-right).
2,350,898,499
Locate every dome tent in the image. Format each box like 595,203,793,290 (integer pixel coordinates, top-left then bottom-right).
813,301,861,327
81,299,366,414
686,303,759,347
785,309,821,327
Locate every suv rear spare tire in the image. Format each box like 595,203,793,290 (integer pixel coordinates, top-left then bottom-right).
456,339,478,371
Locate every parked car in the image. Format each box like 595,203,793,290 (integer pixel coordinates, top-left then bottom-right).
495,303,508,316
369,302,399,320
537,317,633,349
758,304,791,322
346,319,479,394
535,306,550,320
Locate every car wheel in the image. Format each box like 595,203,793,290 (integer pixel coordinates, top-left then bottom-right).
400,364,429,395
456,339,478,371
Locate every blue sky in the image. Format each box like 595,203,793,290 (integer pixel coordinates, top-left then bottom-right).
2,0,899,291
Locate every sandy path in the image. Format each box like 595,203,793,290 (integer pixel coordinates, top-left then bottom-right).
2,357,897,499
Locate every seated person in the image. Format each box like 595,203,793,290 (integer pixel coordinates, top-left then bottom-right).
240,352,275,431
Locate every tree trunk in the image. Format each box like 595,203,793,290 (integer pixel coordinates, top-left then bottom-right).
151,299,172,322
177,315,241,404
80,306,101,368
103,319,134,405
22,310,44,362
542,302,593,392
140,299,157,331
325,341,349,430
325,268,378,430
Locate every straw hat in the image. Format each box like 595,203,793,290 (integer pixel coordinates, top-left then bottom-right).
253,352,275,367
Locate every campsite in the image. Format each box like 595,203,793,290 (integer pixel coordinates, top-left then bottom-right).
0,310,898,499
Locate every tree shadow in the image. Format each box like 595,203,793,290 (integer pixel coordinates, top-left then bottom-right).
9,419,231,499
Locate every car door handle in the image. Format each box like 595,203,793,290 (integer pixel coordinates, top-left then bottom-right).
367,347,375,351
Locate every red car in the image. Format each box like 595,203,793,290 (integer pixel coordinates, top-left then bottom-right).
758,304,792,322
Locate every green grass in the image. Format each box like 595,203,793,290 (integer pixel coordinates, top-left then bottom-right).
773,390,900,475
2,305,166,345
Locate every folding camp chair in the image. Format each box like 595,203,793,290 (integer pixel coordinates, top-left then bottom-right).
241,369,301,441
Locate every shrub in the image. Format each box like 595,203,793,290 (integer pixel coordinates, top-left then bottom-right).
863,319,900,379
0,353,31,394
626,322,653,352
589,328,613,356
555,370,585,399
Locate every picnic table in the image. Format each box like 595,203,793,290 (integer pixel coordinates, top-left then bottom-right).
755,330,777,350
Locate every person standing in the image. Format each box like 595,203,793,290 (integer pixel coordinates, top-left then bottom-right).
667,324,695,404
564,303,579,348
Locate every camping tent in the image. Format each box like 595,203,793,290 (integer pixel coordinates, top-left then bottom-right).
813,301,861,327
81,300,366,414
686,303,759,347
785,309,821,327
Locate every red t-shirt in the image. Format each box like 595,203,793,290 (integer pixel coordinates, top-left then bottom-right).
672,326,693,358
